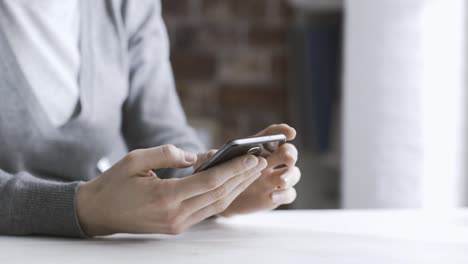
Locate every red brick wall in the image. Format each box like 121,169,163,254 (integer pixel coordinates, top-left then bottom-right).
162,0,291,146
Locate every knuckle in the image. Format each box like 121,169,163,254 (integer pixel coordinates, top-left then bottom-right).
166,222,184,235
292,166,302,178
159,208,174,223
163,211,185,234
271,174,286,189
287,143,299,156
172,215,184,228
242,155,257,170
221,200,231,211
269,123,288,131
286,189,297,204
222,155,257,176
204,177,221,190
239,159,249,172
159,200,177,216
165,179,183,202
214,200,230,214
281,148,297,165
153,184,170,203
210,186,227,201
162,144,179,159
282,154,295,166
155,189,180,210
278,176,288,187
283,143,298,157
220,211,235,218
157,195,173,210
125,149,142,164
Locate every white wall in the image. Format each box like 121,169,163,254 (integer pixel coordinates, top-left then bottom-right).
420,0,467,208
342,0,467,208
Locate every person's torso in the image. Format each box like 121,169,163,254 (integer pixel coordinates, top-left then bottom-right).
0,0,134,181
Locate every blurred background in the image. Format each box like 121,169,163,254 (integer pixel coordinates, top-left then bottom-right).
162,0,468,210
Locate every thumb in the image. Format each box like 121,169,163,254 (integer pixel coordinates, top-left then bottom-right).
194,149,217,170
199,149,218,164
123,145,197,175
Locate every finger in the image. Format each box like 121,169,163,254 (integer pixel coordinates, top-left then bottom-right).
194,149,218,170
255,123,297,141
207,149,217,157
266,166,301,190
198,150,217,162
265,143,298,170
113,145,197,176
182,169,263,228
175,155,261,200
271,188,297,205
180,159,267,216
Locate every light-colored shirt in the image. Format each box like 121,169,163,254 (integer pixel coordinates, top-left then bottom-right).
0,0,203,237
0,0,81,127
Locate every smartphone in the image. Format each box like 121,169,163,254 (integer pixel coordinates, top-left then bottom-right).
194,134,287,173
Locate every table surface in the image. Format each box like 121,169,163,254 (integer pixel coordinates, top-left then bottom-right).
2,210,468,264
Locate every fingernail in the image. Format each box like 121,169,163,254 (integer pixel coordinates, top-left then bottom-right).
184,151,197,163
272,192,282,203
245,156,258,168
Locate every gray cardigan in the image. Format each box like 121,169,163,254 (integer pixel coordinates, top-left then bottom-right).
0,0,203,237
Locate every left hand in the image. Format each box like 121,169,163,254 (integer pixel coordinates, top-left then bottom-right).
195,124,301,217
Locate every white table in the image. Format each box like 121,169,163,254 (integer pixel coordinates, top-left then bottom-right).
2,210,468,263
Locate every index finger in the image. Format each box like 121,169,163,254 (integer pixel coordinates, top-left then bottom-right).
255,124,297,153
175,155,260,200
255,123,297,141
114,145,197,176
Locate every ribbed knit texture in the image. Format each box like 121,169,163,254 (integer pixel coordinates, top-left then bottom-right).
0,0,203,237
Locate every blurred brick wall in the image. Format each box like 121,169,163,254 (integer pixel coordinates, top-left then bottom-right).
162,0,291,147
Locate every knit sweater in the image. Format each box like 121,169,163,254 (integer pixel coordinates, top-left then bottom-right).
0,0,203,237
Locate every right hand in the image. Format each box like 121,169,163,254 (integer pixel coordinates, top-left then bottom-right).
76,144,267,236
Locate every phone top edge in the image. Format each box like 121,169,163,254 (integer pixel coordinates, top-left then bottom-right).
194,134,287,173
230,134,286,146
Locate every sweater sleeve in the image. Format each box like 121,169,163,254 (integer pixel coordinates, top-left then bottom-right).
0,169,86,237
121,0,205,178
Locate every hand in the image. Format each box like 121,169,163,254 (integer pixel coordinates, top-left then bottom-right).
77,144,267,236
214,124,300,216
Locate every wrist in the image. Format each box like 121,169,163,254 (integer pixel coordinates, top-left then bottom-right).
76,180,109,236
